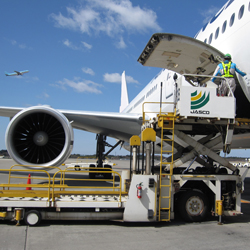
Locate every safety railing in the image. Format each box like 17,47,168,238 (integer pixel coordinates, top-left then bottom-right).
142,101,176,125
0,165,124,205
0,165,63,201
183,74,235,97
52,167,123,203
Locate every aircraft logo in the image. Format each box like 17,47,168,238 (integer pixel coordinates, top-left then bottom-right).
191,90,210,110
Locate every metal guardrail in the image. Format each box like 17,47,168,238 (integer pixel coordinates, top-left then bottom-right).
142,101,176,125
0,165,124,204
183,74,235,97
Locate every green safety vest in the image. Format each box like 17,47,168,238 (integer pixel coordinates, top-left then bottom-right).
222,62,234,77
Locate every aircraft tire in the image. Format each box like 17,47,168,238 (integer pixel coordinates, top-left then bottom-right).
89,164,96,179
104,164,112,179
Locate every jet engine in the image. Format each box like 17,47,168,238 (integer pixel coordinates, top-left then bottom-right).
5,106,74,167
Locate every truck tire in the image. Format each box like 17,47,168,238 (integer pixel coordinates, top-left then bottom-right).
24,210,42,226
179,190,209,222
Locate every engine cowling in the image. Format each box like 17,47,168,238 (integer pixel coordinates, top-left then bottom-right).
5,106,74,167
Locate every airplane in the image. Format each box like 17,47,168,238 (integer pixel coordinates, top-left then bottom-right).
0,0,250,170
5,70,29,76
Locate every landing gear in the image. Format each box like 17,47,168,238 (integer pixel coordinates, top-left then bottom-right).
88,134,122,179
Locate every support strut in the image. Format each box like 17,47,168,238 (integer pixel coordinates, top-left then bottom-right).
173,130,237,173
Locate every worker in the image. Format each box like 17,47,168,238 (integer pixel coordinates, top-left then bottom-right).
212,54,246,96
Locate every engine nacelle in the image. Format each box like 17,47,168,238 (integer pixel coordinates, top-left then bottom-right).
5,106,74,167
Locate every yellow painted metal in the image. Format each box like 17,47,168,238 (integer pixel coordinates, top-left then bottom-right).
158,110,176,222
0,165,126,205
142,102,178,125
142,101,177,222
15,209,22,221
0,212,7,218
216,200,223,216
141,128,156,142
158,113,176,128
130,135,141,146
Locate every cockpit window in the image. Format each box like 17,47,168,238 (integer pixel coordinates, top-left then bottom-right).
215,27,220,39
208,33,213,44
222,20,227,33
204,38,207,44
238,5,245,19
249,1,250,11
229,13,235,27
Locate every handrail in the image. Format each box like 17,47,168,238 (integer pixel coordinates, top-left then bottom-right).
0,168,52,201
183,74,234,97
142,101,176,124
51,168,123,203
0,165,124,206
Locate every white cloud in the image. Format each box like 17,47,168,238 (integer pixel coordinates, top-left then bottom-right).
63,39,92,51
24,76,39,83
125,75,139,84
103,73,121,83
200,6,220,25
63,39,80,50
115,36,126,49
57,77,102,94
8,39,31,49
51,0,161,37
104,72,139,84
37,92,49,99
11,40,17,45
81,41,92,49
82,67,95,76
43,92,50,98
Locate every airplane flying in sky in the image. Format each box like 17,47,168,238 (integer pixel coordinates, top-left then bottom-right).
5,70,29,76
0,0,249,168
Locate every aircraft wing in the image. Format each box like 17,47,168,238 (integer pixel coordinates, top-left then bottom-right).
138,33,225,83
61,109,142,141
5,70,29,76
14,70,29,75
20,70,29,75
0,106,143,142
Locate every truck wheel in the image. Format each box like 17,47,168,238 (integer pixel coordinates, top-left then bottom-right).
179,190,209,222
24,210,42,226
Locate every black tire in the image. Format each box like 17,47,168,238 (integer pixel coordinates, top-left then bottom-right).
217,167,228,175
104,164,112,179
89,164,96,179
178,190,209,222
24,210,42,226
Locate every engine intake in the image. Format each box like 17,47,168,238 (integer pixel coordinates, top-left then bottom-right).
6,106,74,167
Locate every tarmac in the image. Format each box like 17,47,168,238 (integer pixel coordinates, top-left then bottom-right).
0,158,250,250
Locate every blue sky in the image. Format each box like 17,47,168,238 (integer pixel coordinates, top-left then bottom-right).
1,0,247,157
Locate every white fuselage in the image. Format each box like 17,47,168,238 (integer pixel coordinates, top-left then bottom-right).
121,0,250,152
123,0,250,117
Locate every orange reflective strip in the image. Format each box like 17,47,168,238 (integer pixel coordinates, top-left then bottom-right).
241,199,250,204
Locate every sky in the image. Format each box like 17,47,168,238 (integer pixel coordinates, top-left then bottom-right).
1,0,248,158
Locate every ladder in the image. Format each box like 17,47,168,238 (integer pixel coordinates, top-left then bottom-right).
158,112,176,221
